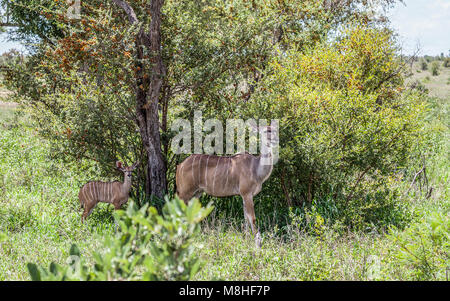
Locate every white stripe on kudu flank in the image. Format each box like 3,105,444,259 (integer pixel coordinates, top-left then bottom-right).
198,156,202,186
224,157,230,189
84,184,88,202
88,183,93,202
212,157,220,194
191,156,197,184
93,182,97,201
82,186,87,203
205,155,210,188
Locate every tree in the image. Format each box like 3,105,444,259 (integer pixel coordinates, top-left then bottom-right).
2,0,404,207
0,0,63,47
111,0,167,199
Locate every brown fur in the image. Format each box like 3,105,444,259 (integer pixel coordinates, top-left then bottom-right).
176,126,277,247
78,161,138,222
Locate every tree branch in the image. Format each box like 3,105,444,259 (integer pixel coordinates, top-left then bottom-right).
112,0,138,24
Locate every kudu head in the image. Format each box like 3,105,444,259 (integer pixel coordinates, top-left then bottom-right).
250,124,278,150
260,125,278,148
116,161,139,178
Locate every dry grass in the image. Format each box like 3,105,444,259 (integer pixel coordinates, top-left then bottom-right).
407,60,450,100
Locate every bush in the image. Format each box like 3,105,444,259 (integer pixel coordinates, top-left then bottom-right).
387,212,449,280
245,26,426,229
26,197,213,281
420,59,428,71
431,61,440,76
409,80,429,94
443,58,450,68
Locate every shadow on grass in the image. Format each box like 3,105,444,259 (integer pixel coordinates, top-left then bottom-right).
87,204,116,225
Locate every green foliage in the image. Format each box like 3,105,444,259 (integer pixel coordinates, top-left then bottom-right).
443,58,450,68
431,61,440,76
244,26,426,229
0,0,64,48
2,0,402,201
0,109,447,281
387,212,449,280
420,58,428,71
26,197,213,281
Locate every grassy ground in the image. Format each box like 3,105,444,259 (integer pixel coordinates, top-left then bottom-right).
0,67,448,280
0,109,115,279
407,59,450,99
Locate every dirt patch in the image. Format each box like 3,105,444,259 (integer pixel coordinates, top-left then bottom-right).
0,89,17,108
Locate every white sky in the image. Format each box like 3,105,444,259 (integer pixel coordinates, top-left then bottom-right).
0,1,449,56
0,32,25,53
388,0,450,56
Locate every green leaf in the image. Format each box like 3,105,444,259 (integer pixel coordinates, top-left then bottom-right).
27,263,41,281
69,244,81,257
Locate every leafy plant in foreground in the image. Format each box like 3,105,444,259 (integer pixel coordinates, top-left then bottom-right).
27,197,213,280
387,212,449,280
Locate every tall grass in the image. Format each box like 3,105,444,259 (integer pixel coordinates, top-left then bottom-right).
0,102,448,280
0,109,115,280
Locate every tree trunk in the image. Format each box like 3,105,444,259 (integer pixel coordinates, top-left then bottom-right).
115,0,167,200
143,0,167,199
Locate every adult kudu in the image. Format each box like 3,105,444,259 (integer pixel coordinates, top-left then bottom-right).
176,125,278,247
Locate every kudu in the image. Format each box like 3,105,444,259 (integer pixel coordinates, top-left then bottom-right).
79,161,138,222
176,126,278,247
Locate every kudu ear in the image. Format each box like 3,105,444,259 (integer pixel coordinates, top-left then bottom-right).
131,160,139,170
116,161,124,170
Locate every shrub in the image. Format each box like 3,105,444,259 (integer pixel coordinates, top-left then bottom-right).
245,26,426,229
431,61,440,76
443,58,450,68
387,212,449,280
26,197,213,281
409,80,429,94
420,59,428,70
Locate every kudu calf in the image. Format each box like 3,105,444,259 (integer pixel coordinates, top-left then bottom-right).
79,161,138,222
176,126,278,247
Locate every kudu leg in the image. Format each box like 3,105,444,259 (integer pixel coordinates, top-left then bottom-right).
243,201,249,233
176,187,196,205
177,189,202,205
82,201,97,222
242,195,262,248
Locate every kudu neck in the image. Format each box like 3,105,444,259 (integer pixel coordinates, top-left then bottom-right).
256,144,274,181
122,174,132,192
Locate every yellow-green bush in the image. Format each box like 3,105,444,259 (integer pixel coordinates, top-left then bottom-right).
246,26,427,230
